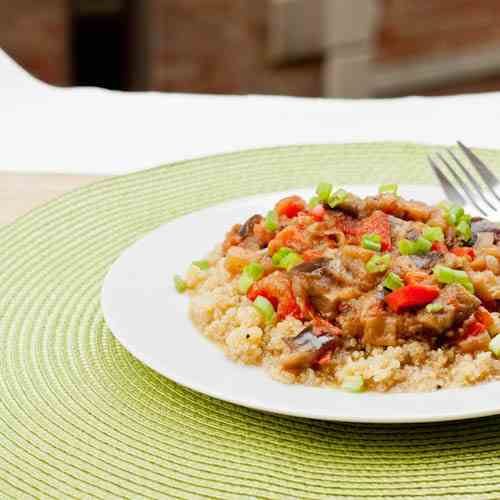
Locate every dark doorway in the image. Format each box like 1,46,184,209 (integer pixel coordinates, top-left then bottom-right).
72,0,143,90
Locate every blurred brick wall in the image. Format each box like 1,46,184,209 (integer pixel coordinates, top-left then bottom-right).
148,0,322,96
0,0,70,85
377,0,500,62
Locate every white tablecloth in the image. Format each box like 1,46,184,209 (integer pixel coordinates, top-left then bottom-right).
2,48,500,175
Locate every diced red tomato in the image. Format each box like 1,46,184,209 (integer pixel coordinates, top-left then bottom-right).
316,351,332,367
268,225,309,255
464,321,486,338
275,196,306,219
475,306,493,328
385,284,440,313
310,203,325,221
247,271,301,320
431,241,448,253
451,247,476,260
356,210,392,251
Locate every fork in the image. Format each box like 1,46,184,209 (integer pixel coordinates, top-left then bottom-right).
428,141,500,218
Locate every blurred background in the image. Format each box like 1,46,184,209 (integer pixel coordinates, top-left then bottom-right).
3,0,500,98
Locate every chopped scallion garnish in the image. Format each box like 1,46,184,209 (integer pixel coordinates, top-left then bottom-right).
238,273,255,294
378,184,398,195
265,209,279,231
490,335,500,357
362,233,381,252
244,262,264,281
398,239,416,255
456,219,472,241
426,303,443,313
415,237,432,254
447,205,465,226
238,262,265,293
316,182,333,203
193,260,210,270
308,196,320,209
422,226,444,242
174,275,188,293
328,189,348,209
383,272,404,291
253,296,276,324
365,254,390,273
272,247,293,266
341,375,365,393
279,252,303,271
433,265,474,293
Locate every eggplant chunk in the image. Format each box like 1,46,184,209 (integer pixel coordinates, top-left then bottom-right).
282,326,338,371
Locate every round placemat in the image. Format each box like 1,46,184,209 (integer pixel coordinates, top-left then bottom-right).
2,142,500,499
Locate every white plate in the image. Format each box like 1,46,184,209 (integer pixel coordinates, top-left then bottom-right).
101,185,500,423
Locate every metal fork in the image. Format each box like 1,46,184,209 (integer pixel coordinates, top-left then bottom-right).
428,141,500,218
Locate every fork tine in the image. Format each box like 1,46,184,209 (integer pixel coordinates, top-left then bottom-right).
436,153,488,216
446,149,497,211
427,156,469,208
457,141,500,202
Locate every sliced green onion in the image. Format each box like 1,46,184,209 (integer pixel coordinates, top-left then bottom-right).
238,262,264,293
279,252,303,271
378,184,398,195
438,200,451,211
366,254,391,273
253,296,276,324
316,182,333,202
422,226,444,242
265,209,279,231
238,274,254,294
490,335,500,357
341,375,365,393
456,219,472,241
362,233,382,252
433,265,474,293
328,189,348,209
383,272,404,291
243,262,264,281
415,237,432,255
426,303,443,313
308,196,320,209
272,247,293,266
193,260,209,270
447,205,465,226
398,239,417,255
174,275,188,293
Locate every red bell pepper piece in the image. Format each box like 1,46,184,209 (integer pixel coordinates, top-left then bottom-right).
356,210,392,251
385,284,440,313
275,196,306,219
431,241,448,253
475,306,493,328
451,247,475,260
464,321,486,338
247,271,301,319
316,351,332,367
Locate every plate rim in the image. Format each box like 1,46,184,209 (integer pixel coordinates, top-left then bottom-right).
101,184,500,424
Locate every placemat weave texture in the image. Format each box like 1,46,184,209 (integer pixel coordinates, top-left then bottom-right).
2,143,500,499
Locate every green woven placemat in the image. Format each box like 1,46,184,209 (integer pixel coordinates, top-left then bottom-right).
2,142,500,499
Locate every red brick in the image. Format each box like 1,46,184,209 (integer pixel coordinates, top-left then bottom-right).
0,0,70,86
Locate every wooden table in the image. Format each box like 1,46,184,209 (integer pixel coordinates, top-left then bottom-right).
1,173,105,226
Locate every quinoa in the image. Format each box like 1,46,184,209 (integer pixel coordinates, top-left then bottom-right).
187,248,500,393
182,187,500,393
